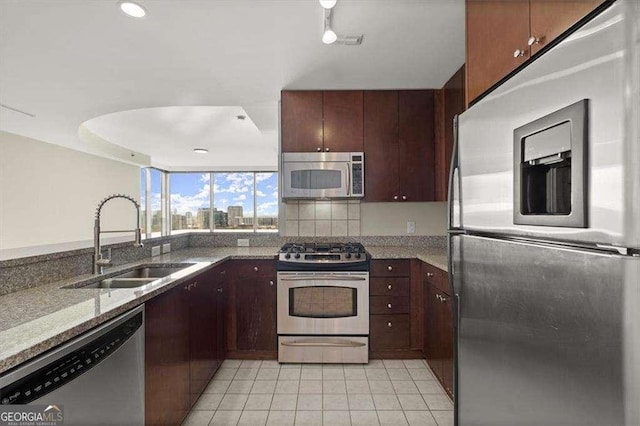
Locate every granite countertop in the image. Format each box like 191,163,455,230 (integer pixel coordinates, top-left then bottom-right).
0,245,446,374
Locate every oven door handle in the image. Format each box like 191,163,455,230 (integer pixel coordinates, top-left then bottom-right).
280,340,366,348
278,276,367,282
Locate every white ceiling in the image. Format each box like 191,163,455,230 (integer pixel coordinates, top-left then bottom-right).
0,0,465,170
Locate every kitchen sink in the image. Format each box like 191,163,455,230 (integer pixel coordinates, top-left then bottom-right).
64,263,195,289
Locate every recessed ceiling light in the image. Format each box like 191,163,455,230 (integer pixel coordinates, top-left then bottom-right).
322,28,337,44
119,1,147,18
193,148,209,154
319,0,337,9
236,115,246,120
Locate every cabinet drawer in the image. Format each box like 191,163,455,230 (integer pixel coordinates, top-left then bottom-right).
423,263,450,295
370,277,410,296
231,260,276,277
371,260,411,277
370,296,410,314
370,315,410,350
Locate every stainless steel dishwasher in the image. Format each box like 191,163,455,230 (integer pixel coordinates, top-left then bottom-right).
0,305,145,425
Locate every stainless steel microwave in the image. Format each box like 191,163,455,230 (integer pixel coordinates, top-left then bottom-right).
281,152,364,199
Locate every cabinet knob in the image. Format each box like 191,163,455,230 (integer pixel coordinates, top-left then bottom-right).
387,303,392,309
513,48,526,58
426,272,434,278
402,195,407,200
387,322,393,328
220,270,226,275
254,266,259,272
217,288,223,293
435,294,440,301
393,195,398,200
269,280,274,286
441,295,447,303
387,284,392,290
317,147,322,152
325,147,330,152
528,36,542,46
387,265,393,271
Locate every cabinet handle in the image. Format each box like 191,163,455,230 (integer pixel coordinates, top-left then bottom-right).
441,295,447,303
217,288,223,293
387,303,392,309
317,147,322,152
426,272,435,278
513,48,526,58
269,280,274,286
254,266,259,272
393,195,398,200
387,284,392,290
387,322,393,328
325,147,330,152
435,294,441,301
387,266,393,271
402,195,407,201
527,36,542,46
193,281,198,288
220,270,226,275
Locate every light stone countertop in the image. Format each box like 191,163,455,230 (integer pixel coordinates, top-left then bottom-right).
0,245,446,374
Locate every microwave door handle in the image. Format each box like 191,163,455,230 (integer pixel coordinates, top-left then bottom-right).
347,163,351,196
279,276,367,282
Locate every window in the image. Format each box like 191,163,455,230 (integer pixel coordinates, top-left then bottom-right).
169,173,211,233
141,169,278,234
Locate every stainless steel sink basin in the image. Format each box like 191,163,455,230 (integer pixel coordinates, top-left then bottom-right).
64,263,196,289
111,266,186,279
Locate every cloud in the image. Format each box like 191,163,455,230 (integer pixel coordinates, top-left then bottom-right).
257,201,278,216
233,194,247,202
256,173,274,182
256,190,266,197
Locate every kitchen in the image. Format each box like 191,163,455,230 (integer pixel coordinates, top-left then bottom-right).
0,1,638,426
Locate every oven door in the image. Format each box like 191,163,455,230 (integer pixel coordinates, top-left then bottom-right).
282,161,350,199
277,271,369,335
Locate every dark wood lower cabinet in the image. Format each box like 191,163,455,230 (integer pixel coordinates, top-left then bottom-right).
422,263,454,397
145,266,226,425
145,285,190,426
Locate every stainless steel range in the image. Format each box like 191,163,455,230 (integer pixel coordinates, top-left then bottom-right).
277,243,370,363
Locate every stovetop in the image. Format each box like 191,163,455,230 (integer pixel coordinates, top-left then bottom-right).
277,242,370,271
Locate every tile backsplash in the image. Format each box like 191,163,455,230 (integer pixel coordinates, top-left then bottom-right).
283,200,360,237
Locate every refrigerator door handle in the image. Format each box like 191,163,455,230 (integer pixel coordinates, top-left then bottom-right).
448,115,461,231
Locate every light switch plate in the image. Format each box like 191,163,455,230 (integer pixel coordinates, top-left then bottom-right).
407,221,416,234
237,239,250,247
151,246,161,256
162,243,171,253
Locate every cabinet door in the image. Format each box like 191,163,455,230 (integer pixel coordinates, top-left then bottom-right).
398,90,436,202
145,285,190,425
281,91,323,152
529,0,603,54
323,91,364,152
189,273,217,407
363,91,399,202
466,0,530,103
236,275,277,351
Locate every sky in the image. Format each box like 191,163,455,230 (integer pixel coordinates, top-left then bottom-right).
146,171,278,217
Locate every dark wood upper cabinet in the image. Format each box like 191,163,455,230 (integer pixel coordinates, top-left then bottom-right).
281,90,363,153
399,90,435,202
281,91,323,152
363,91,399,202
323,91,364,152
466,0,605,104
364,90,436,203
466,0,530,104
529,0,603,54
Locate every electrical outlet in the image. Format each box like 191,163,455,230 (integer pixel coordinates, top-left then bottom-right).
151,246,161,256
407,221,416,234
237,238,250,247
162,243,171,253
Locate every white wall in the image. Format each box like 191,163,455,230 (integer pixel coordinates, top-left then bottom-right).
0,131,140,258
360,202,447,236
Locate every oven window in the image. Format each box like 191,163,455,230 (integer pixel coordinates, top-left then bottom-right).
289,286,357,318
291,169,342,190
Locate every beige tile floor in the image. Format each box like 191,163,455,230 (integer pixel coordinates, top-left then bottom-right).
182,359,453,426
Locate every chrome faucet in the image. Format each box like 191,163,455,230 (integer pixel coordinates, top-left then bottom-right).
93,193,144,274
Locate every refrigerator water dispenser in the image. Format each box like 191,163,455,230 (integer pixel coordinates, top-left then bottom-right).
513,100,588,227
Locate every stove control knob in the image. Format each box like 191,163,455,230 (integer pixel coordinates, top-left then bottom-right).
345,253,351,259
295,253,301,259
285,253,291,259
355,253,361,259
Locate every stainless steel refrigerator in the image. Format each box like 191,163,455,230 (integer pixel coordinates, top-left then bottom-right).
449,1,640,425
